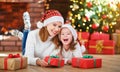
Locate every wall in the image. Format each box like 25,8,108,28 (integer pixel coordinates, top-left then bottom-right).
0,0,45,51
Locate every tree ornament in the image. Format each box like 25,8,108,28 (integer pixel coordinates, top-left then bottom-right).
92,23,99,29
85,16,89,21
87,2,92,8
102,15,107,19
73,4,79,10
102,25,109,32
117,3,120,8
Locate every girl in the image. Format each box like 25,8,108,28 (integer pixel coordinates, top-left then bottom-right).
24,9,64,67
59,24,86,64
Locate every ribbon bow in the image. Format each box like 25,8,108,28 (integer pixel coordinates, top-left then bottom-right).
83,55,93,58
96,40,104,53
7,53,20,58
50,55,59,58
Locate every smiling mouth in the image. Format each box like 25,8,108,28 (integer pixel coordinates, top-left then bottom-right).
63,39,68,42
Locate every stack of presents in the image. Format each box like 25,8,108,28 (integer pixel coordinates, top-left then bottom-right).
1,32,119,70
78,32,117,54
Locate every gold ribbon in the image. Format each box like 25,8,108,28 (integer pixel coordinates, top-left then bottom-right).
78,32,88,42
96,40,104,53
89,40,113,53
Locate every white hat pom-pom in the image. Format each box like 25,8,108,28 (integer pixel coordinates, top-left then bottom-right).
36,21,44,28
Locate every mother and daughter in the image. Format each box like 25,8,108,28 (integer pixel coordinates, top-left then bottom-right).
22,9,86,66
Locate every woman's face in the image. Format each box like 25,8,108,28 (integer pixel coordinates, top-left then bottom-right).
47,21,62,37
60,27,73,45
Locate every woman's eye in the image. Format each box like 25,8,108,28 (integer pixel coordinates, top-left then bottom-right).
53,24,56,26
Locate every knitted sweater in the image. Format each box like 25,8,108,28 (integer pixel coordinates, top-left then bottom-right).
62,43,86,64
24,29,59,65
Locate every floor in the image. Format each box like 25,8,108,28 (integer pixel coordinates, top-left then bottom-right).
0,52,120,72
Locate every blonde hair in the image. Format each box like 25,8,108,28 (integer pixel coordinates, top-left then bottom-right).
39,27,60,48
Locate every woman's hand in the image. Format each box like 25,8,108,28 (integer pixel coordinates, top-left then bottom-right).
36,58,48,67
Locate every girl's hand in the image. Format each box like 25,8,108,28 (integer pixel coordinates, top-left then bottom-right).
67,60,71,65
80,40,85,45
36,58,48,67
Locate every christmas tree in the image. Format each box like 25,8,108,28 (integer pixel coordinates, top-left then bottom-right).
68,0,120,34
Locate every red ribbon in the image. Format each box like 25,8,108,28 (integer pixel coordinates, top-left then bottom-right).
7,53,20,58
4,53,23,70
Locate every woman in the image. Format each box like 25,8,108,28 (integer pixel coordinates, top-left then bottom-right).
24,9,64,67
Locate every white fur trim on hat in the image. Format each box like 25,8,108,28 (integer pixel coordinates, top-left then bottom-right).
62,24,77,41
36,21,44,28
43,16,64,26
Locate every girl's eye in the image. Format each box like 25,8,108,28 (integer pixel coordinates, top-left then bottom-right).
61,33,64,35
58,26,62,28
67,33,70,35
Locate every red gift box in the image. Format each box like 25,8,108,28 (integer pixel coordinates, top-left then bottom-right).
77,32,90,51
88,40,115,54
90,32,109,40
44,56,64,67
72,57,102,68
77,32,90,40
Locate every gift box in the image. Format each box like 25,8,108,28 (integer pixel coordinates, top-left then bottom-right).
90,32,109,40
77,32,90,40
88,40,115,54
77,32,90,52
112,33,120,54
0,54,27,70
72,55,102,68
44,56,64,67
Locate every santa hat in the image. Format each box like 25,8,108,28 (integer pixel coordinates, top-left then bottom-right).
37,10,64,28
62,24,77,41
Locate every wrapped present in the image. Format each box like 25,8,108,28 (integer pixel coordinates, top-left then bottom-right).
112,33,120,54
0,54,27,70
77,32,90,52
77,32,90,40
88,40,115,54
44,56,64,67
72,55,102,68
90,32,109,40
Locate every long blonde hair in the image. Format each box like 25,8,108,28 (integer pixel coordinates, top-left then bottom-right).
39,27,60,49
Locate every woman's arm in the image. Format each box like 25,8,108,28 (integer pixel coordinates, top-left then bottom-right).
24,31,39,65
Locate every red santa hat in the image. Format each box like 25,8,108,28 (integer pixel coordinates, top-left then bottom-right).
37,10,64,28
62,24,77,41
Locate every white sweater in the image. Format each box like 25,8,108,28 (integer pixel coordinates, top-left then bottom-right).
24,29,59,65
62,43,86,64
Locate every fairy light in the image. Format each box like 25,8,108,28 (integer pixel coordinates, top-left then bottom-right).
78,24,80,27
100,31,102,34
83,23,85,26
89,24,92,27
80,29,82,32
86,27,89,29
78,14,81,20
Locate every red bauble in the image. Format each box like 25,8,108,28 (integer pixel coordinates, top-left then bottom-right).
92,24,99,29
102,15,107,19
85,16,89,21
87,2,92,8
102,26,109,32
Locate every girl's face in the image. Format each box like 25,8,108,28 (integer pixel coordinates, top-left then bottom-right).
47,21,62,37
60,27,73,45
